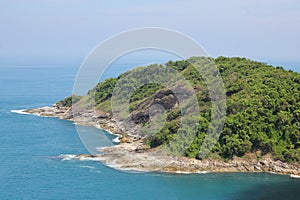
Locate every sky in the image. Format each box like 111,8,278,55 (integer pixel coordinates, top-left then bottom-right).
0,0,300,67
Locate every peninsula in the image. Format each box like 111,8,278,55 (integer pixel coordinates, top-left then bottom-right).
25,57,300,175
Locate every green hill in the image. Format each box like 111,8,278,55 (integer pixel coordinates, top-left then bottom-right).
58,57,300,163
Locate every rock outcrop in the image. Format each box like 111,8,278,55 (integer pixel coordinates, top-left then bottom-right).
24,105,300,175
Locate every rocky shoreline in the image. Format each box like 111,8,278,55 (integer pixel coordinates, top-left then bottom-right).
23,105,300,176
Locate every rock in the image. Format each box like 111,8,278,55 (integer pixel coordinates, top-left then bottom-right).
24,105,300,175
75,154,96,159
242,163,253,171
269,162,275,170
195,153,203,160
135,145,148,153
233,161,239,167
259,161,265,166
193,164,200,169
120,136,132,143
254,165,261,171
140,163,145,167
281,163,289,169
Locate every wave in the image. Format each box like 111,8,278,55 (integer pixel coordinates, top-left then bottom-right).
173,171,193,174
79,165,96,169
57,154,77,161
198,171,209,174
11,109,30,115
57,154,101,162
11,109,41,116
112,137,120,143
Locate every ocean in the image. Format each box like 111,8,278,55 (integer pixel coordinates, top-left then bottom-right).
0,60,299,200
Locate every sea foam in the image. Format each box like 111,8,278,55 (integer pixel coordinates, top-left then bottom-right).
112,137,120,143
11,109,41,116
11,109,29,115
58,154,101,162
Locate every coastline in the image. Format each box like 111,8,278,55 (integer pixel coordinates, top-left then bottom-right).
18,105,300,176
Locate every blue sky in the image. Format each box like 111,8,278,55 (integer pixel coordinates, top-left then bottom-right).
0,0,300,66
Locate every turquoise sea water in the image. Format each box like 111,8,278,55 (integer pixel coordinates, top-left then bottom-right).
0,63,300,200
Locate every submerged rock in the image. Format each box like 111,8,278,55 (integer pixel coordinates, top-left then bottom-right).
75,154,96,159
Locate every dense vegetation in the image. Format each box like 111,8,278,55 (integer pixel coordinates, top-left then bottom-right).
60,57,300,163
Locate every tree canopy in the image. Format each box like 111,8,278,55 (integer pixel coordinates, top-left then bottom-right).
59,57,300,163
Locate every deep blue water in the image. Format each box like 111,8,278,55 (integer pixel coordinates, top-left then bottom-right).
0,62,299,200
